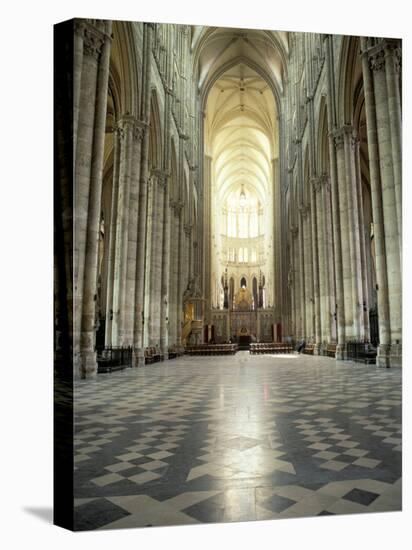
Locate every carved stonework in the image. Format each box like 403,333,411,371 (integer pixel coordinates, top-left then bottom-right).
170,199,183,215
133,121,146,142
299,204,310,219
351,134,360,152
332,131,344,150
394,47,402,74
152,169,169,189
332,125,352,150
116,115,138,141
83,27,105,60
383,39,401,71
290,225,299,238
319,174,330,191
74,20,85,38
113,123,124,140
369,49,385,72
311,176,322,194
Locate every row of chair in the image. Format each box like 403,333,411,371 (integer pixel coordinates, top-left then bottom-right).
167,346,184,360
97,346,133,373
185,344,238,356
144,347,163,364
250,343,294,354
346,341,377,364
303,344,315,355
326,343,337,358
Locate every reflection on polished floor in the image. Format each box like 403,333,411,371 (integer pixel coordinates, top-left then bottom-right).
73,352,401,530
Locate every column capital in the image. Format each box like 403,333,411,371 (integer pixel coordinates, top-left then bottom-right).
319,173,331,190
351,132,361,151
115,114,139,140
74,19,86,37
363,38,401,73
133,120,147,141
83,25,106,60
152,169,169,188
290,225,299,237
384,39,402,73
310,176,322,193
299,203,310,219
331,125,353,149
170,199,183,215
369,48,386,72
174,201,184,215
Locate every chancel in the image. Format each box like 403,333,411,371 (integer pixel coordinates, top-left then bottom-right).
54,19,402,530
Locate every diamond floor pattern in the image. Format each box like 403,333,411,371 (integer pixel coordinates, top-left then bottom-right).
73,352,402,530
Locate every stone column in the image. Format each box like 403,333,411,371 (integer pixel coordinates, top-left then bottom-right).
333,128,354,343
310,180,322,353
344,127,364,340
298,212,306,339
142,177,154,348
313,177,327,348
362,39,401,366
160,176,171,357
325,34,345,358
133,23,153,366
75,21,112,378
353,136,370,340
111,116,134,345
302,205,313,340
182,222,191,288
123,122,144,345
149,172,166,346
203,155,212,320
360,38,391,366
370,44,402,362
320,176,335,344
272,158,282,325
73,20,84,159
176,204,184,349
104,126,120,346
290,226,299,338
168,203,179,347
384,40,402,248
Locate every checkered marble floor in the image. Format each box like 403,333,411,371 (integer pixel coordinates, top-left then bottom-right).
73,352,402,530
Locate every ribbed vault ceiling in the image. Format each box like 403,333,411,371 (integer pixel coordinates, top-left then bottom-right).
192,26,289,96
205,63,278,206
197,26,285,207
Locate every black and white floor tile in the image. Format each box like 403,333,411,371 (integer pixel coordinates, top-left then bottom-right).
73,352,401,530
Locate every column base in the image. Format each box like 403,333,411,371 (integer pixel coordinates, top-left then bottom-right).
73,353,82,380
136,348,146,367
79,350,98,379
376,344,391,368
336,343,345,361
389,343,402,368
132,347,143,368
314,343,322,355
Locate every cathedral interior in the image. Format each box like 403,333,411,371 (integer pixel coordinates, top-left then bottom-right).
54,19,402,530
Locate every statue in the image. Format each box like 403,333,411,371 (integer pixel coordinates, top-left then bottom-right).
183,274,202,302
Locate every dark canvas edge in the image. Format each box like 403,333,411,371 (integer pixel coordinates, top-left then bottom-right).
53,18,75,532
